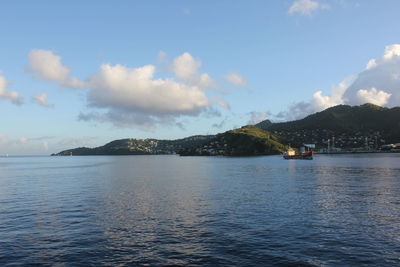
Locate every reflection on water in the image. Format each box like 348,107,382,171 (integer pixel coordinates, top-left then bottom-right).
0,154,400,265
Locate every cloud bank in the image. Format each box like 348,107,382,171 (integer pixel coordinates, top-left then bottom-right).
87,64,209,115
279,44,400,120
355,88,391,106
343,44,400,106
0,134,99,155
0,133,54,155
278,77,353,120
29,50,230,129
0,74,23,105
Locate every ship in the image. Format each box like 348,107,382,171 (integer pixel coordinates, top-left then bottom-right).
283,147,313,160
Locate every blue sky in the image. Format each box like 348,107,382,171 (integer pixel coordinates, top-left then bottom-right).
1,0,400,155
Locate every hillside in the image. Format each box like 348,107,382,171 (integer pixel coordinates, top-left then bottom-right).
54,126,287,156
53,135,214,156
256,103,400,149
54,104,400,156
178,126,287,156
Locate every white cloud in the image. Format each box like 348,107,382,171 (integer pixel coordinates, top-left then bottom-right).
382,44,400,60
278,77,352,120
355,88,391,106
171,52,201,80
288,0,329,16
28,49,84,88
366,59,377,70
365,45,400,70
87,63,209,115
278,43,400,121
224,72,248,87
32,51,222,128
83,53,229,128
171,52,214,88
0,74,23,105
314,77,351,109
343,44,400,107
28,50,228,129
33,92,54,108
248,111,269,125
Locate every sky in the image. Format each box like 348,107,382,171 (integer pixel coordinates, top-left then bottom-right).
1,0,400,155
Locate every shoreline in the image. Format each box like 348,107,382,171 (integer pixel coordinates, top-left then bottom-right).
316,150,400,155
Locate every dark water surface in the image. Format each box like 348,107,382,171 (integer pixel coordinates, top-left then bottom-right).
1,154,400,266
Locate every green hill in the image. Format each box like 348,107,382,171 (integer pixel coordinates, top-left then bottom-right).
178,126,287,156
54,126,287,156
53,135,215,156
256,103,400,149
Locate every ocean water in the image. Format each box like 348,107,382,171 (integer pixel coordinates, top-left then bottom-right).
0,154,400,266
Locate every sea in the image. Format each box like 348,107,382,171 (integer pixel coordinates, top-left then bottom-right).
0,154,399,266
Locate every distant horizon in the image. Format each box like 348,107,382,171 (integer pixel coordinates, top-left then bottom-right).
2,1,400,154
2,102,396,156
1,101,398,156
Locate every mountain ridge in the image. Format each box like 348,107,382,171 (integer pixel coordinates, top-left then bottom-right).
256,103,400,148
53,103,400,156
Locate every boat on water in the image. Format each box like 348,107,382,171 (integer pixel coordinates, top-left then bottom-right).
283,148,313,160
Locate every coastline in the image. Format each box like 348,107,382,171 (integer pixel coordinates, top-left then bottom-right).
316,150,400,155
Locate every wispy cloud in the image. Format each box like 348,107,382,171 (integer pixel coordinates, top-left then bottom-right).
212,117,228,129
288,0,329,16
33,92,54,108
28,49,84,89
248,111,269,125
157,50,168,64
0,74,23,105
0,134,55,155
224,72,248,87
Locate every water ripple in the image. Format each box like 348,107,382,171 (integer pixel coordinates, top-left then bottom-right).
1,154,400,265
